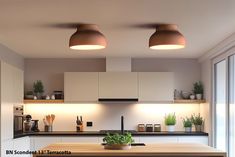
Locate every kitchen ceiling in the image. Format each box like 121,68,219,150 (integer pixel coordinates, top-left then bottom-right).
0,0,235,58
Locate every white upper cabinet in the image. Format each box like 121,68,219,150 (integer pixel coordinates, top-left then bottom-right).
98,72,138,99
138,72,174,102
64,72,99,102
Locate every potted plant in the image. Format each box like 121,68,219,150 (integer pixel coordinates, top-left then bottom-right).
193,81,203,100
33,80,44,99
165,113,176,132
182,117,192,132
191,113,204,132
103,133,134,150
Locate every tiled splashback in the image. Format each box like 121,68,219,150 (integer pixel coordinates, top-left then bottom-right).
24,103,200,132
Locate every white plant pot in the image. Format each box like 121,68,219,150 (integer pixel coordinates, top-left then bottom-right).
196,94,202,100
190,95,195,100
166,125,175,132
184,127,192,132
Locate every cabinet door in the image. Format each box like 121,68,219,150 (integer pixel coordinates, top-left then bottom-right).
12,67,24,104
61,137,99,143
64,72,98,102
177,136,208,145
31,137,61,151
1,139,14,157
138,72,174,101
99,72,138,98
139,136,178,143
13,137,30,157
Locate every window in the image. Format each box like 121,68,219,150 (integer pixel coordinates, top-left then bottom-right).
213,52,235,157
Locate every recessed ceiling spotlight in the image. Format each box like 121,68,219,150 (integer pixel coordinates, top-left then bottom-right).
149,24,185,50
69,24,107,50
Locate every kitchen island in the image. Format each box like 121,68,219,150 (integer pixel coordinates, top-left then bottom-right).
33,143,226,157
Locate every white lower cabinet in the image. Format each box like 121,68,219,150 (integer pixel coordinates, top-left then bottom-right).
61,137,99,143
1,139,14,157
177,136,208,145
13,137,30,157
139,136,208,145
139,136,178,143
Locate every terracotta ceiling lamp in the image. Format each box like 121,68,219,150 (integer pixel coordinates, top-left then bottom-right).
69,24,107,50
149,24,185,50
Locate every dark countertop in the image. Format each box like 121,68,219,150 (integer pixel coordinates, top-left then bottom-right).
14,131,208,139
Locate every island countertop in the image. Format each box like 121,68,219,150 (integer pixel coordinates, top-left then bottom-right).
33,143,226,157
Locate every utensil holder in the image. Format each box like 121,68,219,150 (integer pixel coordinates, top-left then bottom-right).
76,124,83,132
45,125,53,132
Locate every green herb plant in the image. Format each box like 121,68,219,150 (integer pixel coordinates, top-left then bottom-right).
193,81,203,94
191,113,204,125
103,133,134,145
165,113,176,126
182,117,192,127
33,80,44,94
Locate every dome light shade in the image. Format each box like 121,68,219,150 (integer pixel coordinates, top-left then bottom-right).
69,24,107,50
149,24,185,50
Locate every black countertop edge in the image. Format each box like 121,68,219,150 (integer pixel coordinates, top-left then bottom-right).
14,131,208,139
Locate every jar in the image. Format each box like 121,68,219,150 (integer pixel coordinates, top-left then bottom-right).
146,124,153,132
154,124,161,132
138,124,145,132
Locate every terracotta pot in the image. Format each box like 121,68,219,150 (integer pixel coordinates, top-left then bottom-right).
166,125,175,132
104,144,131,150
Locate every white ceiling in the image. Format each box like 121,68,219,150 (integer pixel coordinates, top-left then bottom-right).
0,0,235,58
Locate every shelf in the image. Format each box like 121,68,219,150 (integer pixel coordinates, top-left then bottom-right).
24,99,64,104
174,99,206,104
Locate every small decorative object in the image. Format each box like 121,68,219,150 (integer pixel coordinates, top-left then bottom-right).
25,91,34,99
182,117,192,132
46,95,50,100
33,80,44,99
189,94,195,100
181,91,190,99
103,133,134,150
193,81,203,100
53,91,63,99
33,96,37,100
51,95,55,100
191,113,204,132
165,113,176,132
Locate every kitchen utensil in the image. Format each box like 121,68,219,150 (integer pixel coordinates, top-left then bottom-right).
76,115,83,132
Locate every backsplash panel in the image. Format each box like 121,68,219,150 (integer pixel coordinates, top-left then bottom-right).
24,103,200,132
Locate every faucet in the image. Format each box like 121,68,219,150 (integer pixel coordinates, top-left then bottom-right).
121,116,124,134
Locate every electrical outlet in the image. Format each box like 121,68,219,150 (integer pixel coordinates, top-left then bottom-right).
86,121,93,127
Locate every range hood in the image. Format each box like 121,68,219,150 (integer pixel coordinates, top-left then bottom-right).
98,98,138,102
98,58,139,102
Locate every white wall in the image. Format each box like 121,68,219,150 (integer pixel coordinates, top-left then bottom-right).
24,58,202,132
0,44,24,70
24,58,106,95
132,58,201,92
24,102,200,132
